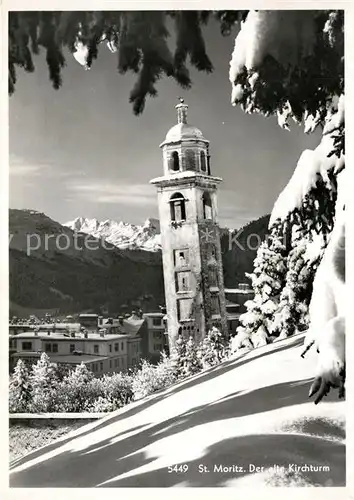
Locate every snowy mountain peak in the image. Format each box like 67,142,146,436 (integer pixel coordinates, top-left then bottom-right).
66,216,97,232
64,216,161,252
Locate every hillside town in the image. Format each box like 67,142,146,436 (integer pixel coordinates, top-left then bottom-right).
9,284,254,375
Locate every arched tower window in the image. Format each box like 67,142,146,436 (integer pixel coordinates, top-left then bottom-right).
170,192,186,222
185,149,196,171
200,150,207,172
168,151,180,172
202,192,213,220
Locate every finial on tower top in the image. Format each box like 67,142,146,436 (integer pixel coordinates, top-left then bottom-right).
175,97,188,124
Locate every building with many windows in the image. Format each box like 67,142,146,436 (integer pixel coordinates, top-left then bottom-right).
10,330,129,375
150,99,228,350
9,314,145,375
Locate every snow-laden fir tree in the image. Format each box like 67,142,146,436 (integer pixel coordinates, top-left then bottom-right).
9,359,32,413
228,10,344,237
170,334,188,379
29,352,59,412
235,221,288,347
228,10,344,245
183,336,202,376
8,11,220,114
274,230,324,340
229,10,345,400
198,326,227,368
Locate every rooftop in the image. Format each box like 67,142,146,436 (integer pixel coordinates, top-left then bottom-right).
10,331,128,341
49,354,109,364
9,323,80,330
159,99,209,147
160,123,209,147
122,319,145,337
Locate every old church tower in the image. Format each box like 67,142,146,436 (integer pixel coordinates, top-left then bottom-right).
150,99,228,350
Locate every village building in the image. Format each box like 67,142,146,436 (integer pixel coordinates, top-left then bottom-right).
9,313,145,375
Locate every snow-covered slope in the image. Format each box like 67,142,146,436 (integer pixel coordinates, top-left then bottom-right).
64,217,161,252
10,334,345,487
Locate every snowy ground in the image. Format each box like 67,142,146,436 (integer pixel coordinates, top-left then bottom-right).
10,333,345,487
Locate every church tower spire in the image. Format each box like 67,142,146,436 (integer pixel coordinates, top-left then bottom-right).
150,100,228,351
176,98,188,124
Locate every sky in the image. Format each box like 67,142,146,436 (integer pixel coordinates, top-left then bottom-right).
9,17,322,230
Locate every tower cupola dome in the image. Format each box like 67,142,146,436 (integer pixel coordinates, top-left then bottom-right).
160,98,209,147
159,99,211,176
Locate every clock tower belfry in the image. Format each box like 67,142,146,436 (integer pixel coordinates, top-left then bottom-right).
150,99,228,350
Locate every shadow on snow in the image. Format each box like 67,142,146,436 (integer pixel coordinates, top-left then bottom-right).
10,335,345,487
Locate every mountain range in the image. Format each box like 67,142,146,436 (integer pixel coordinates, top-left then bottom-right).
9,209,165,317
64,217,161,252
9,209,270,317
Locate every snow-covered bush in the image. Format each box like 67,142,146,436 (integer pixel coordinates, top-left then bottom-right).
87,396,117,413
252,325,269,348
53,363,99,412
95,372,134,409
132,354,177,401
70,372,134,412
230,329,254,352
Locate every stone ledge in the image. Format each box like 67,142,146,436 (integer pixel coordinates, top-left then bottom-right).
9,412,107,420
